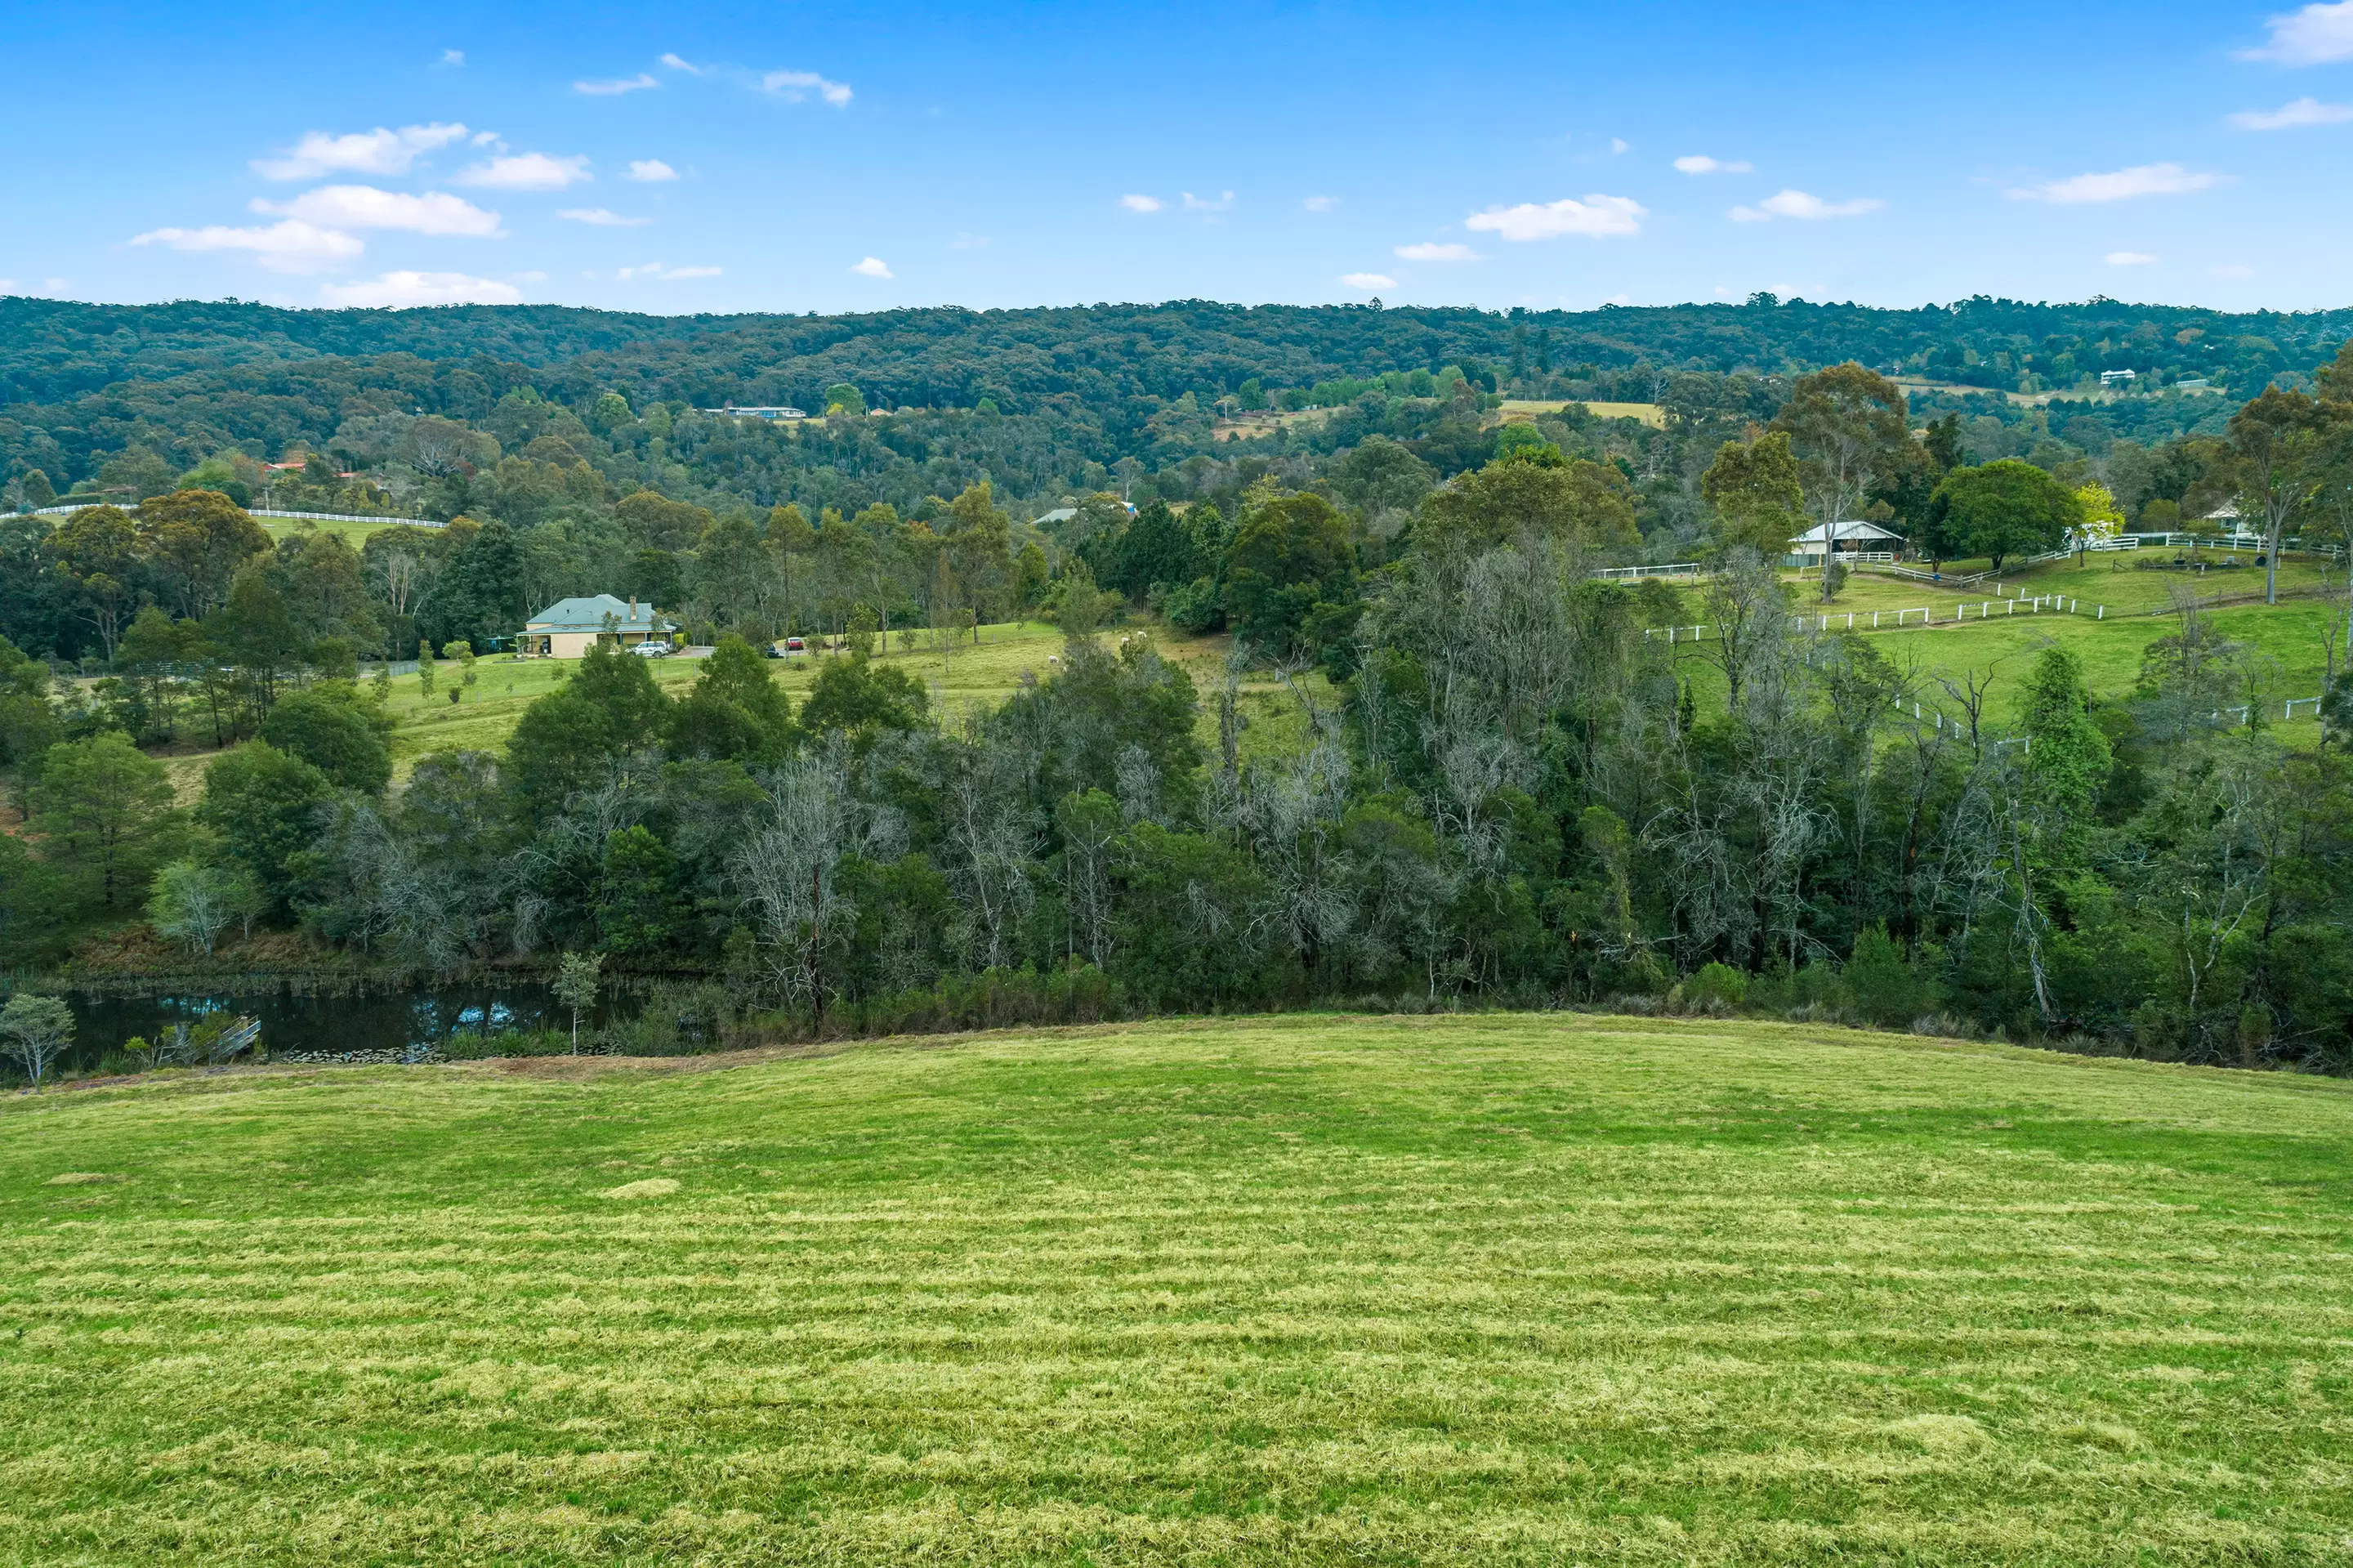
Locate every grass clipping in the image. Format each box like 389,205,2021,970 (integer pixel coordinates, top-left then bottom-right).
601,1177,680,1199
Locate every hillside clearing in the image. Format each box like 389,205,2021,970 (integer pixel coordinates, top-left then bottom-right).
3,1013,2349,1564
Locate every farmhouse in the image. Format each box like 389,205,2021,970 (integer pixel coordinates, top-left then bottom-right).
1788,519,1905,561
518,595,676,658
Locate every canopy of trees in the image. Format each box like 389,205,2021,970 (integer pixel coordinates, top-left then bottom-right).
5,312,2353,1083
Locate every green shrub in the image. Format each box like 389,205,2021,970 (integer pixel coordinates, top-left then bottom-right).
1683,962,1749,1012
1846,923,1931,1027
824,963,1127,1040
438,1028,576,1061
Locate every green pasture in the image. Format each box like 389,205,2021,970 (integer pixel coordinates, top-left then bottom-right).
3,1014,2350,1564
1795,552,2340,620
372,619,1333,778
373,621,1073,774
1668,597,2343,731
257,516,413,548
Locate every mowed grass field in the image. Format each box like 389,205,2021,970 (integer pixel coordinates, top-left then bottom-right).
257,518,413,549
372,622,1320,775
377,622,1075,776
3,1015,2351,1565
1813,553,2340,619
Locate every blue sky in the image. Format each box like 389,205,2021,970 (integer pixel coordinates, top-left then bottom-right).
4,1,2351,315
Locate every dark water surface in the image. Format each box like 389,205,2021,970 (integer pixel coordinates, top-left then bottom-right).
58,984,636,1066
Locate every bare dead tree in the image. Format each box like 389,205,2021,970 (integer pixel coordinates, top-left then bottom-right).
732,739,904,1011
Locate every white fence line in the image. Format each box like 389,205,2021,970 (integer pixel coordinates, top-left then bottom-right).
1593,563,1703,581
249,509,440,526
27,501,435,526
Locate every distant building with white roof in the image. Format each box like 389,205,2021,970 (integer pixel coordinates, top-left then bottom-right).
1788,519,1904,561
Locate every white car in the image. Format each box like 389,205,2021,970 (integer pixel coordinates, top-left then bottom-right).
631,641,673,658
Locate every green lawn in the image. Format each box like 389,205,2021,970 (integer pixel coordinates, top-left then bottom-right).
3,1014,2350,1564
1646,563,2346,733
1803,552,2339,620
1672,602,2342,730
1833,600,2342,729
257,517,414,548
375,621,1075,775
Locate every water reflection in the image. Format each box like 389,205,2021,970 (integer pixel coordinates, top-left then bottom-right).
56,985,632,1068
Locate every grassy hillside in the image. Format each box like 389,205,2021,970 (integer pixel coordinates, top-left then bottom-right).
3,1015,2349,1564
147,620,1344,797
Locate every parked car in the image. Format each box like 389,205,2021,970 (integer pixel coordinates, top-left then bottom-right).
762,641,786,659
784,637,806,652
632,641,673,659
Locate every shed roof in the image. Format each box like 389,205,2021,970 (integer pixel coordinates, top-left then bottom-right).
1789,519,1904,545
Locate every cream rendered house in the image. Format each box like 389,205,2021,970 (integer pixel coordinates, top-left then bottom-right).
518,595,677,658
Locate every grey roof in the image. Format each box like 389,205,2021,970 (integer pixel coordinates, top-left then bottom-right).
1033,507,1078,527
526,594,676,633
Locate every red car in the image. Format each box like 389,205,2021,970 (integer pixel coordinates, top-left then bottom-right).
785,637,806,652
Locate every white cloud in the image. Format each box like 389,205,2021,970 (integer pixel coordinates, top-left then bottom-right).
762,69,852,106
613,261,721,281
1119,194,1163,212
318,270,523,306
132,219,364,273
438,50,465,68
252,123,470,180
575,73,659,96
850,257,894,279
257,185,502,236
1729,189,1885,221
471,130,500,147
2229,96,2353,129
1395,242,1479,261
2106,251,2160,266
1341,272,1396,290
663,52,847,105
559,208,650,226
1674,154,1753,174
1303,195,1337,212
1609,137,1629,154
2008,163,2223,203
1182,190,1234,211
2239,1,2353,63
457,153,592,190
626,159,679,182
1465,193,1646,240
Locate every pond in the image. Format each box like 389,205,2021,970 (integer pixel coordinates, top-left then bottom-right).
53,984,643,1069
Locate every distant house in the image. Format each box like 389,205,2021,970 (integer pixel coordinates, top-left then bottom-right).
2099,369,2137,386
1032,507,1078,528
518,595,677,658
1788,519,1904,561
700,404,807,422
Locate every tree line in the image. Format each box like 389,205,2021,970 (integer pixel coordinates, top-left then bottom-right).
5,348,2353,1073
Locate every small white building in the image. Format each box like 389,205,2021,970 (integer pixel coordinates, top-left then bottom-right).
518,595,677,659
1788,519,1905,561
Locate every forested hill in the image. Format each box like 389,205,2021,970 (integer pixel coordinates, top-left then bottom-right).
6,293,2350,413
